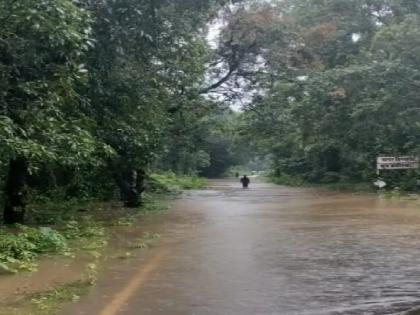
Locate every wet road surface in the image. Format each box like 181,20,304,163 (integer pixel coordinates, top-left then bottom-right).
62,180,420,315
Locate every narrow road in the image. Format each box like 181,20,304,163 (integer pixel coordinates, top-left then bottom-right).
62,180,420,315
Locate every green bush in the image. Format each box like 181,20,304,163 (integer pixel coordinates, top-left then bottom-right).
320,172,341,184
269,174,306,187
23,226,67,254
147,172,206,193
142,193,169,212
269,173,374,192
0,225,68,272
62,217,105,240
26,191,92,225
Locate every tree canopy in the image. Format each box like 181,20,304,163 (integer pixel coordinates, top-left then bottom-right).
229,0,420,187
0,0,243,223
2,0,420,223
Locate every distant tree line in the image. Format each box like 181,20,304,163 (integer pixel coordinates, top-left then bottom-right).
218,0,420,188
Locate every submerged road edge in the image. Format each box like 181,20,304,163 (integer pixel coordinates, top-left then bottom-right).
98,250,168,315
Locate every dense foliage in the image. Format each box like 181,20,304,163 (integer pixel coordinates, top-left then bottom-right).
2,0,420,225
0,225,68,273
226,0,420,188
0,0,243,224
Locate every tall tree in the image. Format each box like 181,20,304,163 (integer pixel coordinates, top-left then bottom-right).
83,0,238,206
0,0,100,223
233,0,420,186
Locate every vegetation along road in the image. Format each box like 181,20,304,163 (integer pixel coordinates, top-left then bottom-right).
60,180,420,315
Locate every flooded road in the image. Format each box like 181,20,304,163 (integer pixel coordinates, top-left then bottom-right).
62,180,420,315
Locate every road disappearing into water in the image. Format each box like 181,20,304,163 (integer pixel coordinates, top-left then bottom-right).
63,180,420,315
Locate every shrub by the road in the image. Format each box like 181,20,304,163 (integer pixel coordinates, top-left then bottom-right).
0,225,68,273
148,172,207,193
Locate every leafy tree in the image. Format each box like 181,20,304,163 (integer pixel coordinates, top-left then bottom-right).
82,0,227,206
233,0,420,187
0,0,248,223
0,0,101,223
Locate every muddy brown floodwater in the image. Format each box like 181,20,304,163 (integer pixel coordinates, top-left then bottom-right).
61,180,420,315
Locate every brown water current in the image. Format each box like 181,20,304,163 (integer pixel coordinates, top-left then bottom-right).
61,180,420,315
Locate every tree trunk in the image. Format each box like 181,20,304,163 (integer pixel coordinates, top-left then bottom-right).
114,168,143,208
136,169,146,198
3,158,28,224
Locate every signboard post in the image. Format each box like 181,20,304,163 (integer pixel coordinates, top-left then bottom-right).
376,156,419,175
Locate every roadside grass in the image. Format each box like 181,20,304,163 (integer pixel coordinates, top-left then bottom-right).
0,280,92,315
0,215,107,275
268,174,306,187
0,182,179,275
26,258,100,315
267,175,420,205
0,224,162,315
142,193,171,212
29,280,91,315
268,174,375,193
0,225,70,274
147,172,207,193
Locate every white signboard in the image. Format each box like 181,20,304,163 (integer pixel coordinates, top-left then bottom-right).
377,156,419,172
